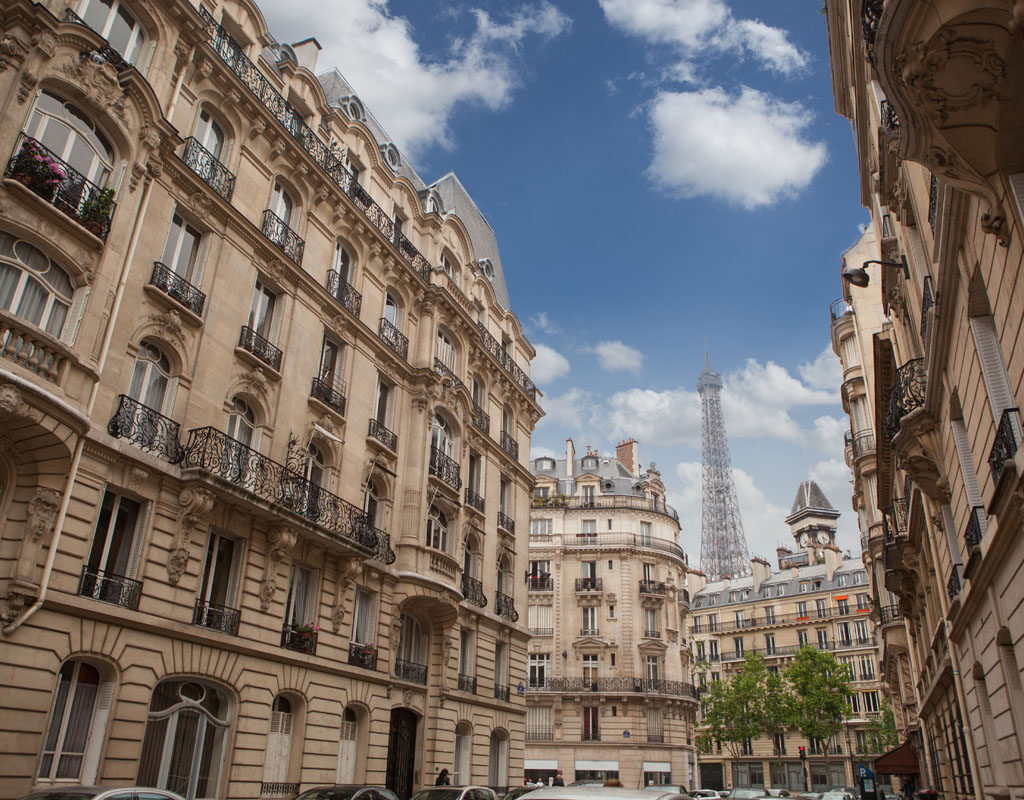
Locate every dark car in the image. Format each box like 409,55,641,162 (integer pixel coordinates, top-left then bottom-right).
295,786,400,800
19,789,184,800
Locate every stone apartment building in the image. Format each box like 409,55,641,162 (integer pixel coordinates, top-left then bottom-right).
0,0,541,797
689,482,884,792
524,439,699,788
826,2,1024,798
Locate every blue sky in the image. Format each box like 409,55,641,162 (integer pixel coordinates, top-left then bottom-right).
259,0,871,562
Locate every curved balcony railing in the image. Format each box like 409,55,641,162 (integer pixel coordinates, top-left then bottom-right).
830,298,853,323
639,580,667,595
500,431,519,460
261,209,304,265
920,276,934,346
366,525,396,564
862,0,884,65
78,565,141,610
527,575,553,591
472,403,490,434
181,427,379,553
575,578,602,593
368,418,397,452
928,175,939,231
562,532,687,562
988,408,1020,481
63,8,132,70
461,574,487,607
395,657,427,684
429,447,461,490
465,488,484,513
530,627,553,636
532,494,679,521
851,430,875,460
433,357,464,389
878,605,900,625
880,99,900,135
495,591,518,622
885,359,926,440
348,642,378,670
6,134,116,240
497,511,515,534
180,137,235,201
964,506,985,550
477,322,537,400
947,565,963,602
107,394,185,464
193,598,240,635
310,376,346,416
377,317,408,359
458,673,477,694
238,325,282,371
150,262,206,317
326,270,362,318
281,624,317,655
529,676,697,698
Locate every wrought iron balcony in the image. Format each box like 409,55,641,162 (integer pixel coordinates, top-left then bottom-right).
326,270,362,318
964,506,985,550
526,728,552,741
830,298,853,323
281,624,317,654
434,357,464,389
500,431,519,460
881,99,900,134
494,684,510,702
193,599,240,635
6,134,116,240
580,628,599,637
310,376,346,416
647,734,665,743
575,578,603,592
497,511,515,533
365,524,396,565
883,499,908,546
476,322,537,400
429,447,461,490
928,174,939,231
465,488,485,513
533,676,698,698
62,9,132,70
851,430,875,459
639,580,667,595
348,642,378,670
527,575,553,591
261,209,304,265
495,591,518,622
261,784,300,797
79,565,141,610
368,418,398,452
395,657,427,684
377,317,409,359
180,137,235,201
461,574,487,607
534,494,680,522
644,629,662,639
885,358,926,440
947,565,963,602
530,627,553,636
149,262,206,317
582,730,600,742
862,0,883,65
458,673,477,694
921,276,934,347
879,605,900,625
472,403,490,434
988,408,1020,481
181,427,379,552
107,394,185,464
238,325,282,371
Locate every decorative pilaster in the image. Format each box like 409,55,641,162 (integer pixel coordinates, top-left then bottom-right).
259,526,297,610
167,486,215,584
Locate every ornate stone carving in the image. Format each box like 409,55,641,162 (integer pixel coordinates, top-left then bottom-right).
330,557,362,631
260,526,297,610
167,486,215,584
238,367,269,396
187,190,213,220
57,54,126,120
26,488,60,543
249,116,265,140
0,34,28,73
891,409,950,504
127,467,148,492
31,32,57,59
17,70,36,104
0,383,31,417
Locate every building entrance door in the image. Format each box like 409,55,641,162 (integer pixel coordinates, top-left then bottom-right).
700,763,724,790
386,708,418,799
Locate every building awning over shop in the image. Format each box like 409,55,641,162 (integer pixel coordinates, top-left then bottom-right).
526,760,558,770
874,741,920,775
642,762,672,772
575,760,619,771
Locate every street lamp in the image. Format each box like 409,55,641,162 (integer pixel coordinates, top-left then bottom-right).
841,256,908,288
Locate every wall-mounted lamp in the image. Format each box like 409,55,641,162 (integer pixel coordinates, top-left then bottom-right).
561,650,568,659
841,255,908,288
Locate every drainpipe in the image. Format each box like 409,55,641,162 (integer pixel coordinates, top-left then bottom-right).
165,46,194,122
3,174,157,635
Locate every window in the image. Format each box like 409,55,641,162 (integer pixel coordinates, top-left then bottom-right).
0,232,74,338
816,629,829,648
647,706,663,742
735,610,745,627
436,328,456,371
815,598,828,618
582,706,599,740
527,604,552,631
332,239,353,283
693,617,702,633
797,601,809,617
741,737,753,756
459,629,474,677
582,484,595,505
800,582,809,593
837,621,852,645
855,620,869,642
263,695,295,788
440,252,457,282
581,456,598,470
487,730,509,789
247,279,277,340
398,613,424,666
194,106,226,160
196,530,241,618
708,613,718,632
859,655,875,680
798,630,809,647
856,730,868,754
383,291,400,327
528,653,550,687
373,377,391,427
582,606,598,635
431,414,453,457
646,655,660,683
318,335,345,390
765,633,776,655
284,564,318,630
838,574,847,587
161,214,203,280
696,641,705,660
337,706,360,783
640,521,652,545
128,342,172,413
76,0,148,63
708,640,719,660
645,607,659,636
27,90,114,184
499,476,511,514
764,606,776,624
609,605,615,618
425,505,448,552
137,680,230,800
581,519,597,540
467,452,482,496
270,180,294,226
643,562,655,581
226,397,256,447
863,691,880,712
837,598,850,615
495,642,509,687
582,654,598,682
530,519,552,536
39,660,109,781
526,705,552,739
856,593,870,611
85,489,144,586
848,693,860,713
351,589,375,645
733,637,744,658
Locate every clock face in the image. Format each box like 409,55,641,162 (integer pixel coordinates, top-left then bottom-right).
817,531,831,545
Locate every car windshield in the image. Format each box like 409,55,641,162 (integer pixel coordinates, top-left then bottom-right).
20,793,101,800
411,791,463,800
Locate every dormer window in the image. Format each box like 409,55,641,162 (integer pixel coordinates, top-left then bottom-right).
535,458,555,470
582,456,598,470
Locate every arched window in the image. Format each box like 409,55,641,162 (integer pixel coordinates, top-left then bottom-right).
488,730,509,789
38,659,111,781
502,406,513,436
471,376,484,410
270,181,294,227
0,232,74,338
226,398,255,446
426,505,448,552
363,479,382,527
76,0,148,64
398,613,424,665
431,414,453,457
263,695,295,788
383,291,400,327
440,252,457,282
337,706,360,782
436,329,455,372
305,442,327,488
137,679,231,799
26,91,114,185
194,106,226,160
497,554,512,596
463,531,481,579
453,721,472,785
333,240,353,284
127,341,171,412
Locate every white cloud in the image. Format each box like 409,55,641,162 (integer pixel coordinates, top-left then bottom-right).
607,387,702,447
593,340,645,373
538,388,596,430
532,344,571,384
530,311,560,335
258,0,570,159
647,87,827,208
808,457,860,553
598,0,807,76
530,444,558,460
799,345,843,391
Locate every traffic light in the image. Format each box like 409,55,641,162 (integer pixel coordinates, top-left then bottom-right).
799,746,806,760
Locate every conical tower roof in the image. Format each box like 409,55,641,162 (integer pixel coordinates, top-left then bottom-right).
785,480,840,524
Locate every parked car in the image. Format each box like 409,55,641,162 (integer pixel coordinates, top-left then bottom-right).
795,794,822,800
410,788,498,800
19,789,185,800
726,791,771,800
821,792,855,800
688,791,718,799
503,789,540,800
643,788,690,797
296,787,400,800
764,791,792,798
519,788,689,800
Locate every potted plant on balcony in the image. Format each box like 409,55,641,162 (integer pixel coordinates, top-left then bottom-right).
291,621,319,639
10,139,67,195
80,186,115,235
359,641,377,656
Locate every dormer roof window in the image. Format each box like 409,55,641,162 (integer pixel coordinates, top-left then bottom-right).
581,456,598,470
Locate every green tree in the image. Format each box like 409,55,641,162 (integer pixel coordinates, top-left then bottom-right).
864,698,898,754
697,655,764,761
760,663,797,776
785,646,852,778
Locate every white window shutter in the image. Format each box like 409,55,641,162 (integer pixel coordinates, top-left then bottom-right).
269,295,285,344
337,725,357,782
951,419,985,509
135,41,156,77
306,569,320,625
264,712,292,784
161,378,178,419
226,542,243,606
126,504,150,579
192,233,213,287
60,286,91,345
969,316,1015,420
81,680,116,783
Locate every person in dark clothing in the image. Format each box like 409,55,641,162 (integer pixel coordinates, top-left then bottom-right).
436,768,451,786
553,771,565,786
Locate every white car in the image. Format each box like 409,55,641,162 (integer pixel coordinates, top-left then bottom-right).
410,788,499,800
19,788,185,800
519,787,690,800
690,792,722,799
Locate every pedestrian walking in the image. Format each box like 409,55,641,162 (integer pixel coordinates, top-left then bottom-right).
436,768,451,786
553,771,565,787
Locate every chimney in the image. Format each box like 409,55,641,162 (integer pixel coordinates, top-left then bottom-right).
823,546,842,580
687,570,707,596
565,438,575,478
616,438,640,477
751,557,771,592
290,38,322,72
776,546,792,570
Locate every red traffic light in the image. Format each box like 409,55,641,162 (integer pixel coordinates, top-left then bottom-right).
798,746,806,759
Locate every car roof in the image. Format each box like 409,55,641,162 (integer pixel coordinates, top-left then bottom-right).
520,790,687,800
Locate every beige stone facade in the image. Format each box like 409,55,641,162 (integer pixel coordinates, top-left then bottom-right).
523,439,699,789
827,2,1024,799
0,0,541,798
688,483,885,792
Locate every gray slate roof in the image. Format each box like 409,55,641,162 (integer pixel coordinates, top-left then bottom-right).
531,456,644,499
692,557,868,609
787,480,840,521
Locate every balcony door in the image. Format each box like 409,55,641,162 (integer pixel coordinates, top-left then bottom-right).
197,531,240,617
247,280,277,340
161,215,202,281
127,342,171,414
262,695,294,787
27,90,114,185
194,107,225,160
85,490,144,588
270,181,294,227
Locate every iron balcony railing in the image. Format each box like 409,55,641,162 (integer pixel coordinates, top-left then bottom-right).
461,574,487,608
885,358,926,440
500,431,519,460
62,8,132,70
527,575,553,591
180,427,379,553
988,408,1020,481
964,506,985,550
883,498,909,546
497,511,515,534
921,276,934,347
6,134,116,240
458,673,477,694
465,488,485,513
476,322,537,400
880,99,900,134
582,731,600,742
348,642,378,670
928,174,939,231
575,578,603,592
562,532,686,561
495,591,518,622
472,403,490,434
862,0,884,64
879,605,900,625
377,317,409,360
494,684,510,702
695,604,871,634
639,580,667,595
107,394,185,464
530,627,553,636
261,209,304,265
830,298,853,323
149,262,206,317
533,494,680,521
193,599,240,635
366,525,396,564
947,565,963,602
433,357,464,391
529,676,697,698
281,624,317,654
368,418,397,452
395,658,427,684
238,325,283,371
526,728,552,741
180,137,235,201
310,376,346,416
429,447,461,490
79,565,141,610
580,628,599,636
647,734,665,743
850,430,876,459
644,629,662,639
261,783,300,797
326,270,362,318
